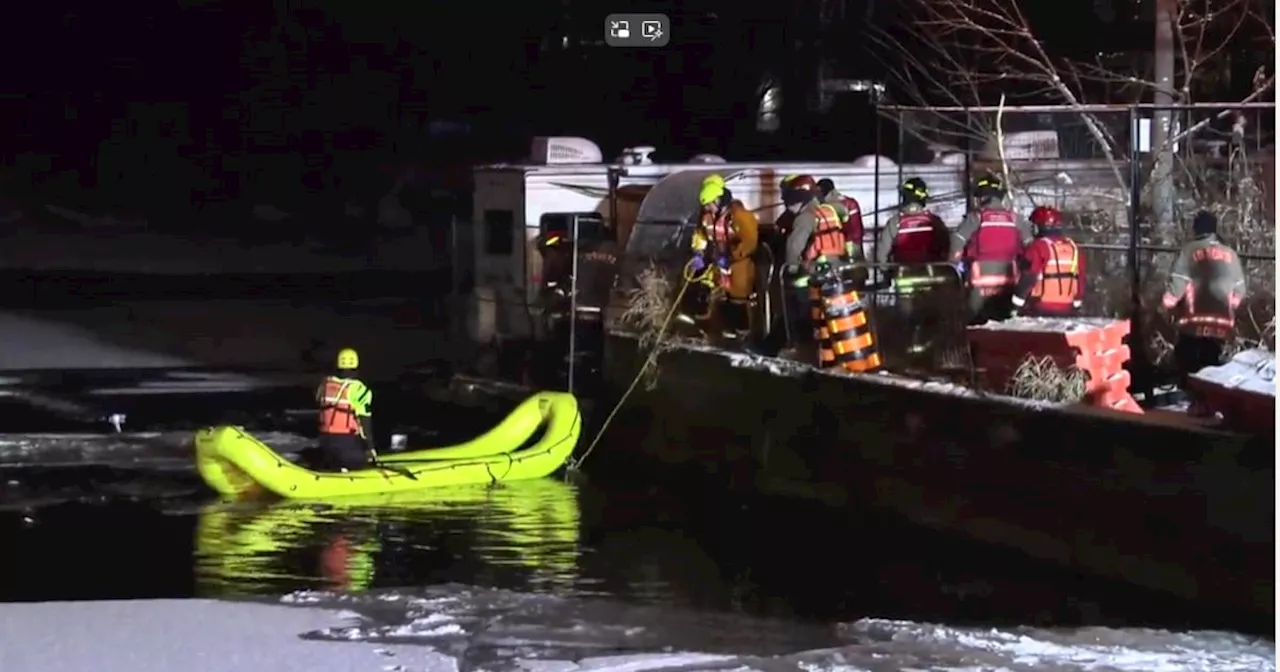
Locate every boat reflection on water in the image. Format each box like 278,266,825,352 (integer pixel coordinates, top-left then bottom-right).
193,478,582,596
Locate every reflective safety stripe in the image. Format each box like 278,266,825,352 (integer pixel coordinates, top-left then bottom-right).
970,262,1015,287
898,226,936,234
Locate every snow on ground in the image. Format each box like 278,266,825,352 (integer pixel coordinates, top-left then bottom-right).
0,599,455,672
0,586,1269,672
1191,348,1276,397
0,299,449,371
0,227,443,274
276,585,1274,672
691,343,1054,409
969,316,1121,333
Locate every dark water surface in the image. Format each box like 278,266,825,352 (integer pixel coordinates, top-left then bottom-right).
0,380,1267,637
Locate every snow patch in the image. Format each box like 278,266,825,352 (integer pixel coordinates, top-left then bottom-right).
1191,348,1276,397
0,599,457,672
44,204,149,230
676,342,1054,410
969,316,1119,333
252,203,294,221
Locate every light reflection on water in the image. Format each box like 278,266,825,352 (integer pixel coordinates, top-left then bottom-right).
193,478,587,597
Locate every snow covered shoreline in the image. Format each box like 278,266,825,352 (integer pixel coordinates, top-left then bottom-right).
0,599,453,672
7,587,1267,672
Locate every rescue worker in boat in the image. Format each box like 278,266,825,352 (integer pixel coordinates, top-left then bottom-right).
950,173,1034,323
316,348,374,471
685,174,759,338
782,174,846,344
1011,206,1085,317
875,177,951,354
1161,210,1247,386
817,178,866,261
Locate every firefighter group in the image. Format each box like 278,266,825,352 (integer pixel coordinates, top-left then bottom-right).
688,171,1248,381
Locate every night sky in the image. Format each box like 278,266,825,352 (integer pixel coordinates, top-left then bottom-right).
0,0,1269,213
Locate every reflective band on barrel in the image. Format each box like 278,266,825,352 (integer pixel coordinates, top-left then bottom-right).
820,284,882,374
809,285,837,368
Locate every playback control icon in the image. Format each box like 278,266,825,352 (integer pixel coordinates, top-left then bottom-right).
605,14,670,47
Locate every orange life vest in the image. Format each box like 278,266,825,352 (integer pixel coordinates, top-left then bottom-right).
803,203,845,261
1029,237,1080,304
317,377,363,436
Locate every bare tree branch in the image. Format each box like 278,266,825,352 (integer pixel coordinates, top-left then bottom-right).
869,0,1275,216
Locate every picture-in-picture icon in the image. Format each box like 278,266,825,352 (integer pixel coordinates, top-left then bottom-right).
609,20,630,39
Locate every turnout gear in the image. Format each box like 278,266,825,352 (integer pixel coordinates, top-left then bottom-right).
1013,208,1083,316
952,179,1033,323
316,349,374,471
818,178,865,260
1163,211,1247,405
1162,212,1246,342
686,174,760,337
783,196,846,343
876,186,953,356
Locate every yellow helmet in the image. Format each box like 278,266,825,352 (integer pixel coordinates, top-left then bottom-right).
336,348,359,370
698,174,726,206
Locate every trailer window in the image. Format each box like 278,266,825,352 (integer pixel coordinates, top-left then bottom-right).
540,212,608,242
483,209,515,255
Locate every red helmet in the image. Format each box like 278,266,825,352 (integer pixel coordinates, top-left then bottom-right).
785,174,818,193
1029,206,1062,228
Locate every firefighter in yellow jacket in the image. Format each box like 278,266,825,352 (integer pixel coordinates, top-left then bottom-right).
688,174,759,336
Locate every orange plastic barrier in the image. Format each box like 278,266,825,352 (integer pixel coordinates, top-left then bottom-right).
966,318,1143,413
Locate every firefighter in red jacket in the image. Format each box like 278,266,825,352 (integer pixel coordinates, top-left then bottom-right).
875,177,951,354
817,178,865,260
1011,206,1084,316
951,174,1034,323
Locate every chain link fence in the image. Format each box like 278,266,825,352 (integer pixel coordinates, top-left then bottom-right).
878,102,1276,379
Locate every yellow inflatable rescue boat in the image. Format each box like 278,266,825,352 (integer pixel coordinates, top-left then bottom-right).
195,391,581,500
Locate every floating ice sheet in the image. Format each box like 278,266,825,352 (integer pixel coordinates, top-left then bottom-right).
281,585,1273,672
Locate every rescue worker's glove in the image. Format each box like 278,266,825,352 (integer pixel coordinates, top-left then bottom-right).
690,256,707,273
1072,299,1083,311
715,255,730,270
1009,294,1026,317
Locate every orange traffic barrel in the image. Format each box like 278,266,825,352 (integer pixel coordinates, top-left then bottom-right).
809,282,836,368
819,281,882,374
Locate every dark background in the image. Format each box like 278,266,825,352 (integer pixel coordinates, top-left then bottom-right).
0,0,1268,236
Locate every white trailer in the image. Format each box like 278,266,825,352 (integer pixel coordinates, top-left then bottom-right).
464,133,1091,343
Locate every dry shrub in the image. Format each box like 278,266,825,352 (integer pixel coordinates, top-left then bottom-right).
620,263,680,390
1007,355,1089,403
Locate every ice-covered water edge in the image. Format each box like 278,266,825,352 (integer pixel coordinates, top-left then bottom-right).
280,585,1275,672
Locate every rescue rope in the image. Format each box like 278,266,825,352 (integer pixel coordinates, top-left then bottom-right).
568,259,707,471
